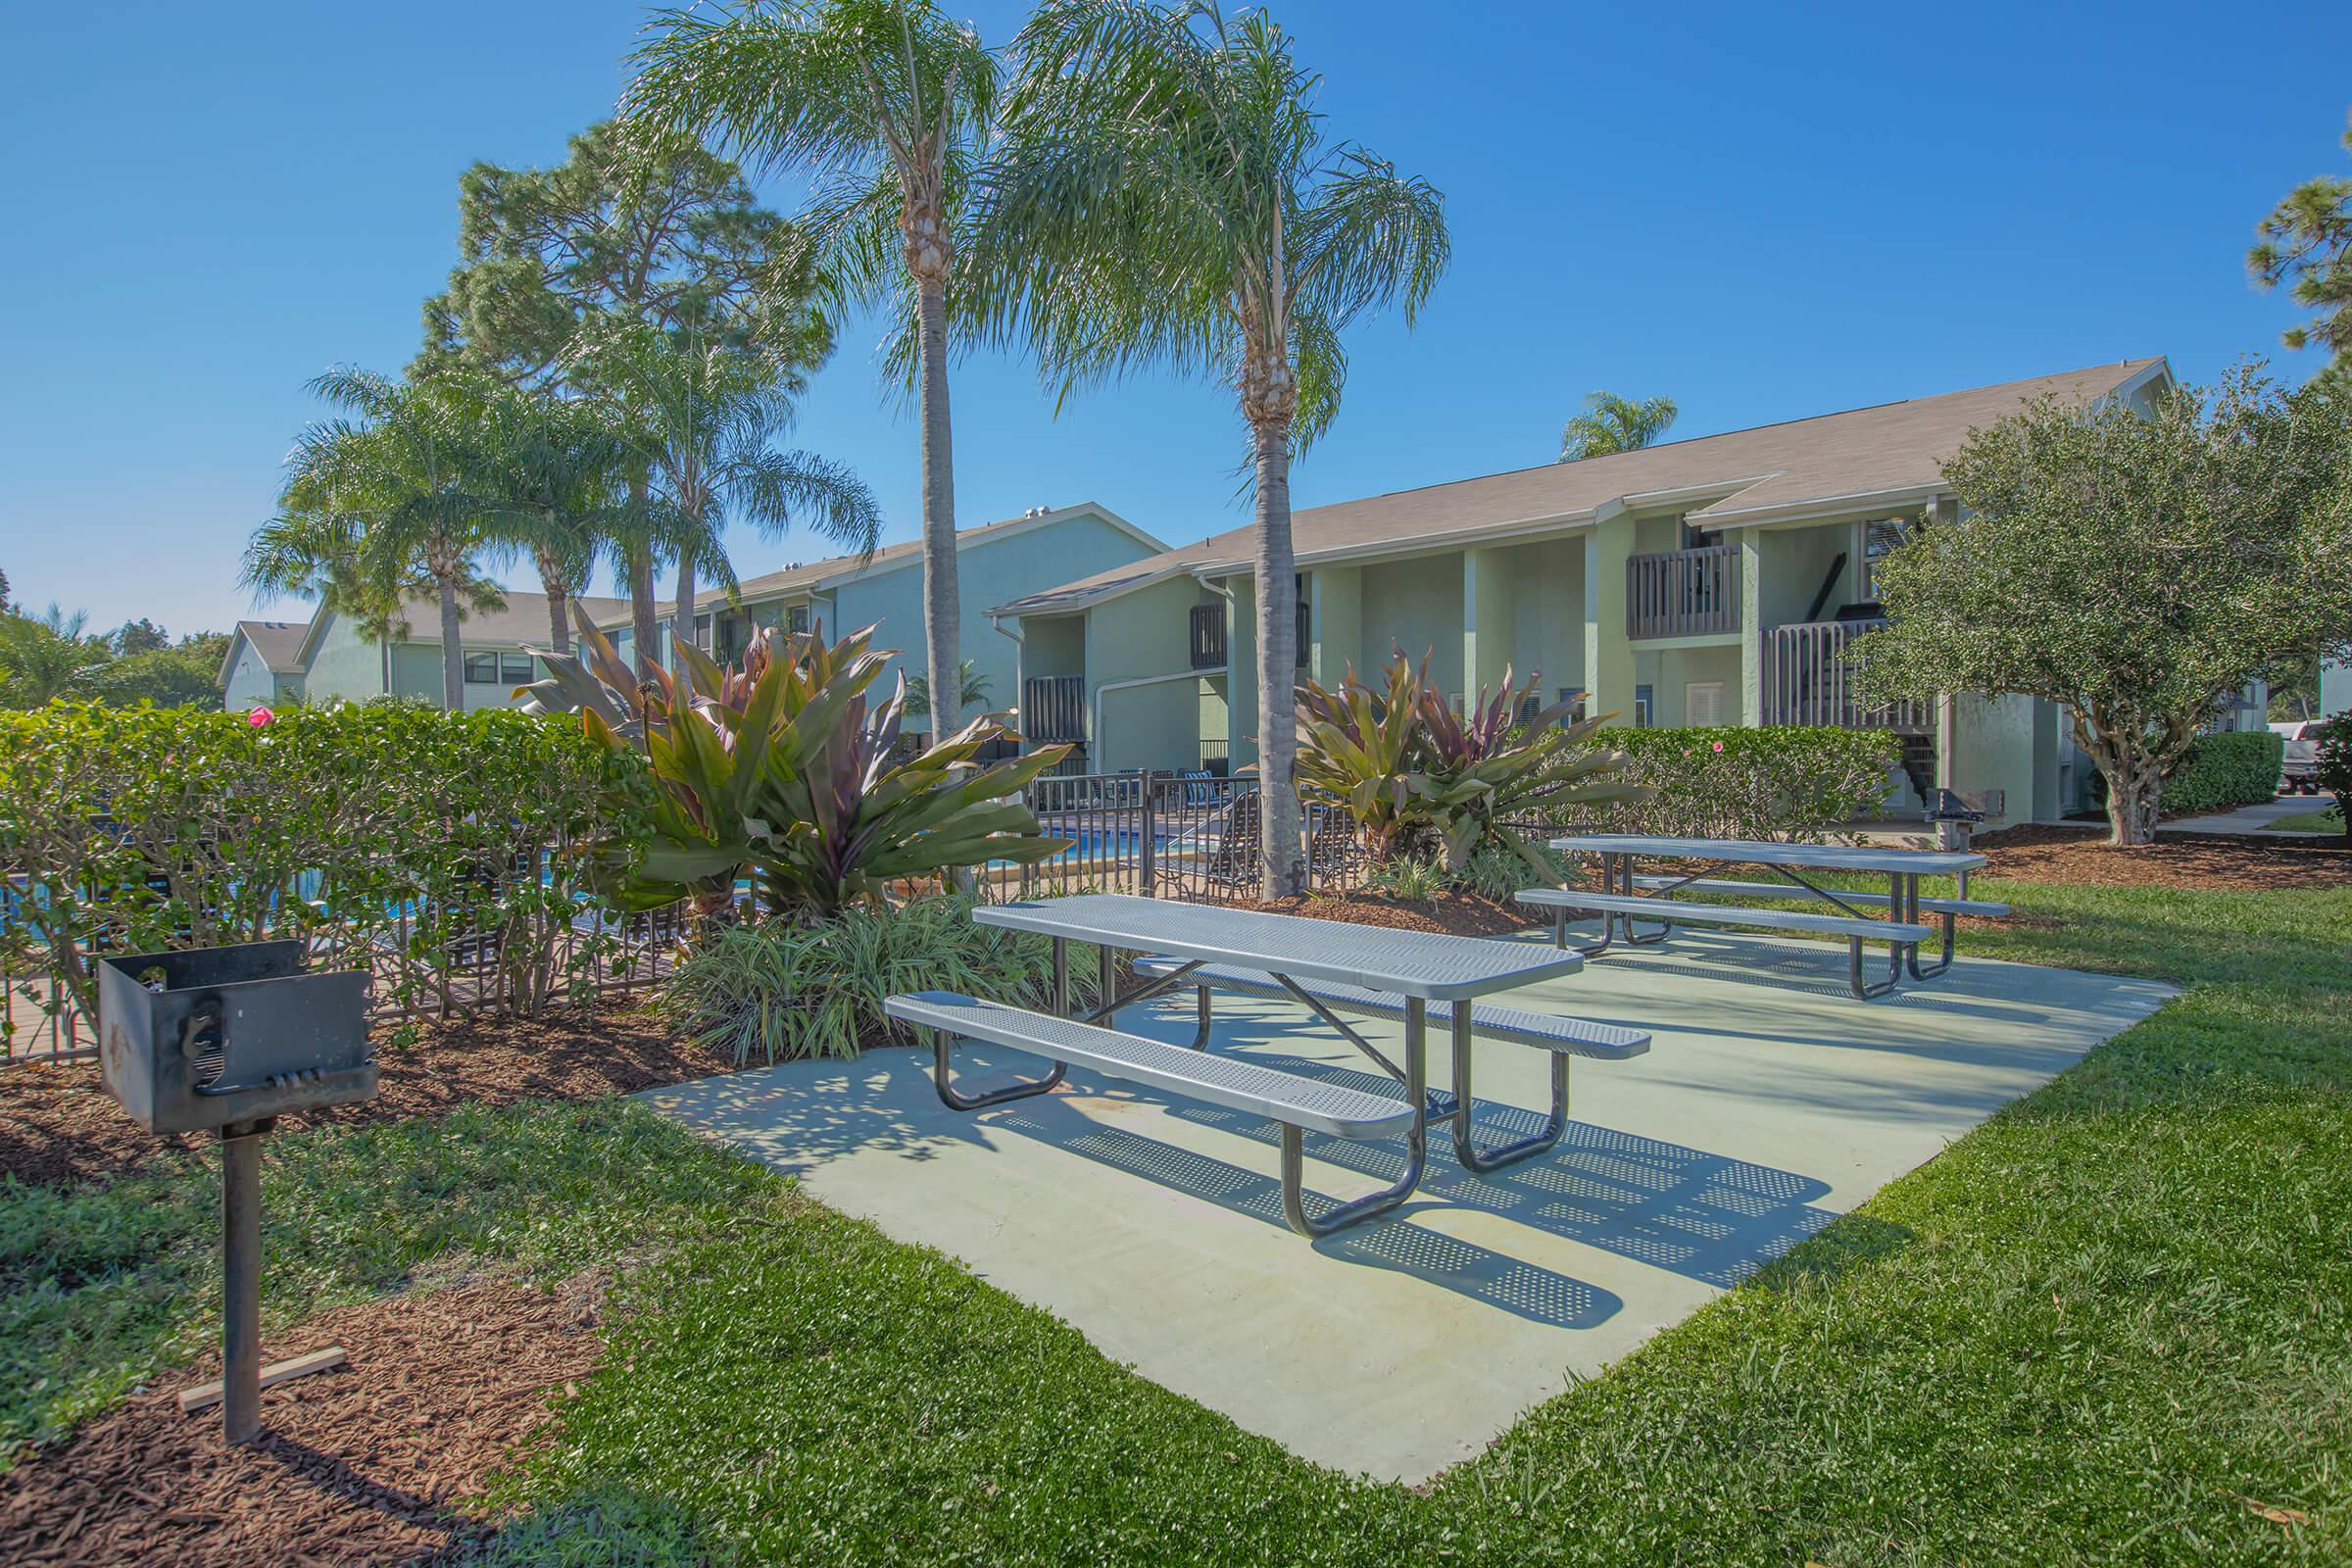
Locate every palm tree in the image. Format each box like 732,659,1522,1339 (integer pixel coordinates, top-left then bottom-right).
247,368,494,707
902,657,992,717
0,605,112,708
1558,391,1678,462
470,387,630,656
626,0,998,740
576,320,881,662
971,0,1448,896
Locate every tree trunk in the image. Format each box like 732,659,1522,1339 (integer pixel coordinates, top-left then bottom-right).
1250,416,1305,898
915,275,960,742
628,563,660,686
673,555,697,669
2090,731,2164,847
536,528,570,657
628,476,660,684
436,573,465,711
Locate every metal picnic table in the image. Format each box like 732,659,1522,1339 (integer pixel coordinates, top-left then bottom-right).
969,893,1585,1233
1544,834,1990,991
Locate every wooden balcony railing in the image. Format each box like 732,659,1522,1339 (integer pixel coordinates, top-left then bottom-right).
1761,618,1930,732
1189,603,1227,669
1020,673,1087,743
1626,544,1740,639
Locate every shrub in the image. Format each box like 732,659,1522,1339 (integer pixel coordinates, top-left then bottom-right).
2086,729,2285,816
530,614,1072,919
0,702,653,1030
1295,655,1642,877
1550,725,1900,841
650,890,1102,1064
1365,842,1573,904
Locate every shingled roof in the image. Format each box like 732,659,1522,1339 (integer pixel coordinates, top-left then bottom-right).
624,502,1165,621
991,359,2169,616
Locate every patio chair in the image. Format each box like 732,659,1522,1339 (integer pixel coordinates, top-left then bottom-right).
1200,788,1262,889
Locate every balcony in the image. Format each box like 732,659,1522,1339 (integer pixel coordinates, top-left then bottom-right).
1761,618,1931,732
1626,544,1740,639
1189,604,1227,669
1020,674,1087,743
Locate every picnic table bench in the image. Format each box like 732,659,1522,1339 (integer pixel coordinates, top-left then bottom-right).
1518,835,1995,999
885,894,1628,1237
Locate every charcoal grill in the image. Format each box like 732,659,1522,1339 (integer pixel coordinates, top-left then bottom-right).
97,940,375,1444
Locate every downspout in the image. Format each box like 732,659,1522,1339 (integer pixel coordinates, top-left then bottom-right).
990,612,1024,734
1092,667,1222,777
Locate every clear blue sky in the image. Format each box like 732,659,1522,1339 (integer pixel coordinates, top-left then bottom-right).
4,0,2348,635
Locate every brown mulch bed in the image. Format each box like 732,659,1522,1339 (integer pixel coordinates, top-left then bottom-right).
1972,822,2352,892
1222,890,1538,937
0,1273,607,1567
0,1000,737,1192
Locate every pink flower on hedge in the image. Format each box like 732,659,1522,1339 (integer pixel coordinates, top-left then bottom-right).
1711,740,1725,752
247,707,274,727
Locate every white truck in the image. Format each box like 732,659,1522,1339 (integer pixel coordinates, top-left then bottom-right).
2271,720,2323,795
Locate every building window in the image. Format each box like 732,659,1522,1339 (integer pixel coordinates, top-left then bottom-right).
1558,687,1590,726
693,612,712,651
787,605,809,634
501,653,534,686
1862,514,1922,601
1686,680,1726,726
1632,684,1652,727
464,652,499,684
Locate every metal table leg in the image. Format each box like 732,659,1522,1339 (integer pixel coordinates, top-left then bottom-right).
1907,872,1958,979
1279,995,1427,1237
1448,1002,1569,1173
1844,871,1910,999
1617,852,1674,946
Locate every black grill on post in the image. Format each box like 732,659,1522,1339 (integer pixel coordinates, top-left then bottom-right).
97,941,375,1445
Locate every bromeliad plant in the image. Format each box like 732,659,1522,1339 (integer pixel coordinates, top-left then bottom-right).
1295,652,1642,880
524,609,1072,920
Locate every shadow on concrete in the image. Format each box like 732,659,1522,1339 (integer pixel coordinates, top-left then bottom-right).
1160,1053,1843,1290
982,1095,1627,1330
651,1049,1000,1176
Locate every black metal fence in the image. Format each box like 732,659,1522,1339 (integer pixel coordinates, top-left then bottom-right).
2,856,688,1069
1008,771,1369,904
6,774,1379,1067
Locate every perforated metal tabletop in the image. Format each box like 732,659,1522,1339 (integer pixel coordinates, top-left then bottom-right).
1548,835,1985,875
973,893,1581,1000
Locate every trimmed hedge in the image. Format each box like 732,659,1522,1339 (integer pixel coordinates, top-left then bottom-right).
1548,725,1900,841
0,701,656,1030
2087,729,2284,816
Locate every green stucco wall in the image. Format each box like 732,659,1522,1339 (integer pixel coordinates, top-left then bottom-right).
220,640,297,711
1083,573,1217,773
1359,553,1462,697
301,612,392,706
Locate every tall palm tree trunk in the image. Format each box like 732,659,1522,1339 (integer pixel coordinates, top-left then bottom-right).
535,535,571,657
627,474,661,682
436,574,466,710
673,554,698,669
916,277,961,740
1250,416,1304,897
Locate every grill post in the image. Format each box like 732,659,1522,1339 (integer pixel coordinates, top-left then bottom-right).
219,1117,270,1444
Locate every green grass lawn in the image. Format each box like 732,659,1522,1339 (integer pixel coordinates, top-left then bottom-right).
7,875,2348,1565
2265,806,2344,834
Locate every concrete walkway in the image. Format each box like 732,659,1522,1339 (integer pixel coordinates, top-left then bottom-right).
2164,795,2336,836
646,929,2173,1482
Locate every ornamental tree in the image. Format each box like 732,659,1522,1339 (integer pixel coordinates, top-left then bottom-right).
1854,365,2352,846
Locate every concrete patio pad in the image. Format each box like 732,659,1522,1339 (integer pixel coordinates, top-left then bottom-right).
645,928,2174,1482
